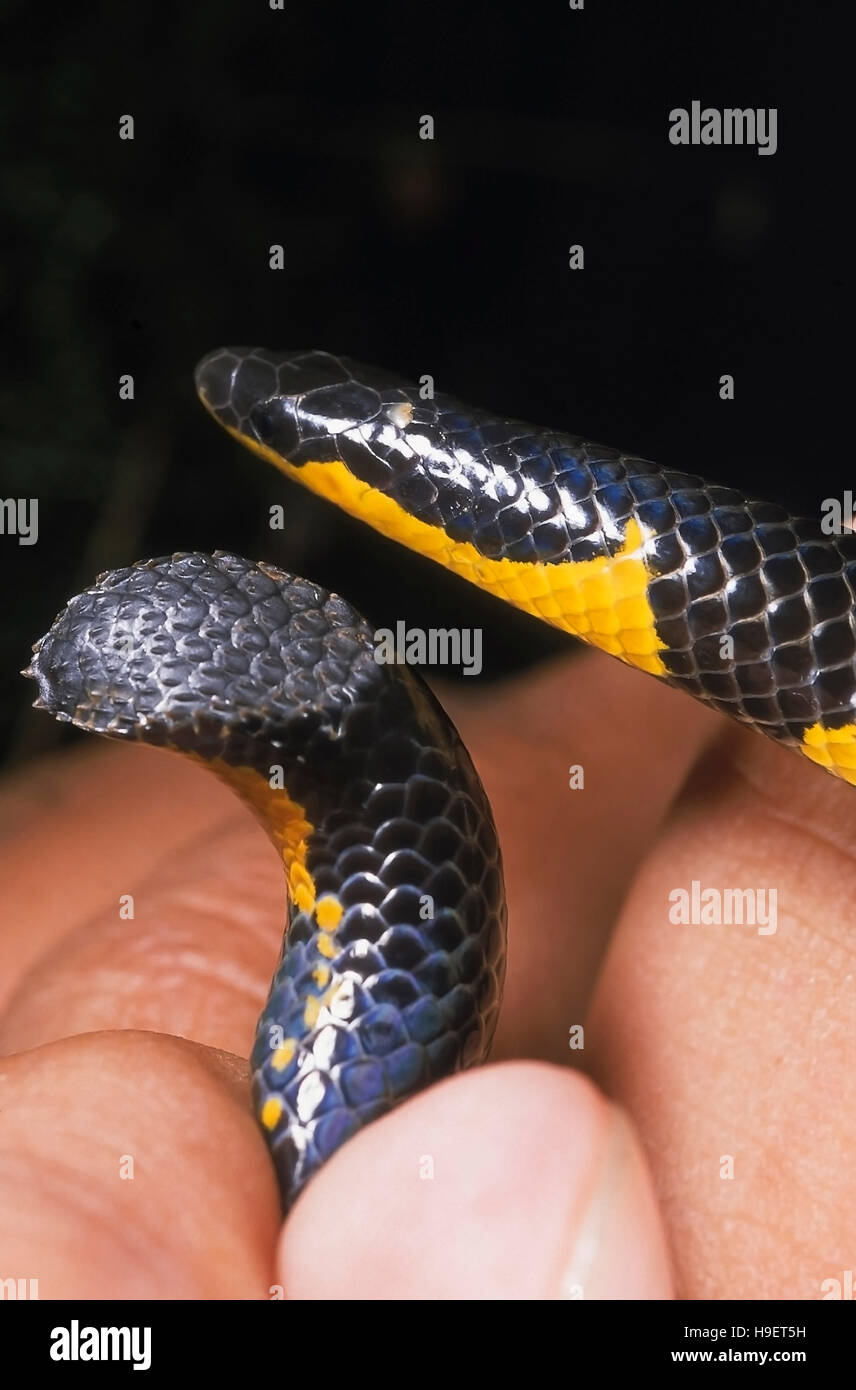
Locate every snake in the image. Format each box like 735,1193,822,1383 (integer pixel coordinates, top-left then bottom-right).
26,345,856,1211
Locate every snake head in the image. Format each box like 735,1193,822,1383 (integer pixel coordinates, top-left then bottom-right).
194,344,504,537
195,346,403,466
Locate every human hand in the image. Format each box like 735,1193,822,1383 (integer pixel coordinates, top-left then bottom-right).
0,648,851,1298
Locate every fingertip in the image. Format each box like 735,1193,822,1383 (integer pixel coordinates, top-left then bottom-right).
0,1031,278,1297
277,1061,673,1300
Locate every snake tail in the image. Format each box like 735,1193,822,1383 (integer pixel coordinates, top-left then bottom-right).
27,551,507,1206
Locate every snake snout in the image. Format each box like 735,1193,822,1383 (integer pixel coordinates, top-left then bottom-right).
194,345,255,416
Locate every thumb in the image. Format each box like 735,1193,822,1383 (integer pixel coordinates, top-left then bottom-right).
277,1061,673,1299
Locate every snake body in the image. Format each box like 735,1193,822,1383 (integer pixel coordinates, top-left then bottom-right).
195,346,856,784
28,347,856,1208
27,552,504,1205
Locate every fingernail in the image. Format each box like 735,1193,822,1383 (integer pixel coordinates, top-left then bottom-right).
557,1104,673,1299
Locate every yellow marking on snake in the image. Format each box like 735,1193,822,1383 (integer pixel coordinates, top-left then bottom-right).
195,758,319,911
316,895,344,930
271,1040,297,1072
303,995,321,1029
800,722,856,785
316,933,337,959
289,863,316,915
261,1097,283,1130
216,426,667,675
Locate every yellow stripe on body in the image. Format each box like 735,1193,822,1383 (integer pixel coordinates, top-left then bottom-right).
220,427,667,677
800,722,856,785
187,757,348,1121
199,757,318,912
203,762,348,944
238,439,856,792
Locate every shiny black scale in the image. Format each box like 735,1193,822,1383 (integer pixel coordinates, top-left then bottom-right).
196,348,856,753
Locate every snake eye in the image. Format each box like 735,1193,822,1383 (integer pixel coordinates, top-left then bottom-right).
248,396,301,454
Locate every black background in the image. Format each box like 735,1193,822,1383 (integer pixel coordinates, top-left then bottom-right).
0,0,846,767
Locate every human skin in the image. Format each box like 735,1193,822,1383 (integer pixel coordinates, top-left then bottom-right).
0,647,853,1299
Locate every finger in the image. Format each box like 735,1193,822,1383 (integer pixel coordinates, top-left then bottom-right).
0,1030,279,1298
278,1061,673,1300
0,813,283,1058
440,650,719,1061
587,725,856,1299
0,745,248,1012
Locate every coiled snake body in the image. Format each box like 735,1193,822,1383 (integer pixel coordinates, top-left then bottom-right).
27,347,856,1208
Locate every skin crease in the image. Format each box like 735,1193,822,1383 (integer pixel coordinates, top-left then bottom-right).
0,647,853,1299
